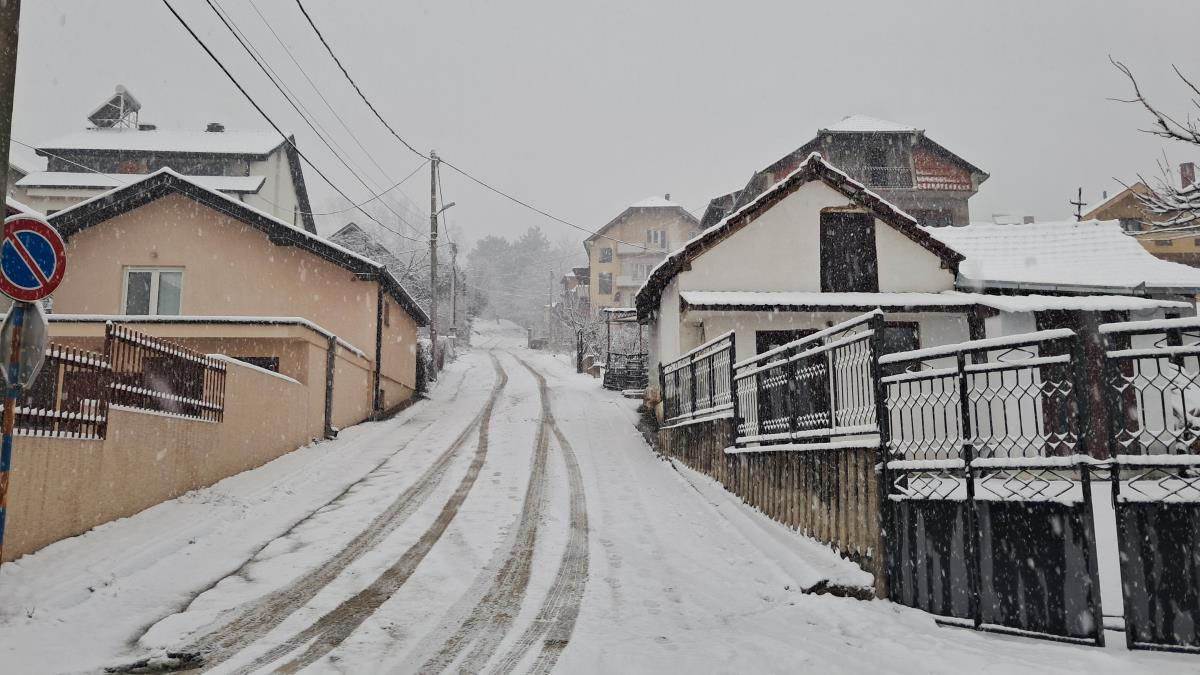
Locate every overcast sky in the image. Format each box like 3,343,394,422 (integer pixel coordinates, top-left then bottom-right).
11,0,1200,250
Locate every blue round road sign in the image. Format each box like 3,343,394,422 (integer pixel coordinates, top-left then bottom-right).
0,216,67,303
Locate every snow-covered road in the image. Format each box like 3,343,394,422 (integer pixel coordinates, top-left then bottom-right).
0,320,1194,673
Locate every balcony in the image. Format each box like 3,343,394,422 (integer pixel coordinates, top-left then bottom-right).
855,166,914,189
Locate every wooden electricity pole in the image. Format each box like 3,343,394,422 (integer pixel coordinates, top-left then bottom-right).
449,242,458,337
0,0,23,200
428,151,439,377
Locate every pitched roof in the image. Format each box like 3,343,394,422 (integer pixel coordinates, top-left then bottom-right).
925,220,1200,293
634,153,964,320
585,196,700,245
822,114,919,133
46,168,428,325
17,170,265,194
37,128,287,156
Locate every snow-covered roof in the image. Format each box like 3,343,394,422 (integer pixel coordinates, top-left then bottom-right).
8,142,44,174
17,171,265,194
5,195,43,217
925,220,1200,292
822,115,919,133
679,290,1190,313
37,128,286,156
630,195,681,209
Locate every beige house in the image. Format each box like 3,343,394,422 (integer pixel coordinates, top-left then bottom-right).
584,196,700,312
46,168,427,423
1084,163,1200,267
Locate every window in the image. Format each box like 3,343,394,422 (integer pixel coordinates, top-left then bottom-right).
820,211,878,292
910,208,953,227
598,272,613,294
383,300,391,327
756,329,816,354
1157,239,1175,247
123,267,183,315
634,262,653,279
599,247,613,263
647,229,668,249
236,356,280,372
880,322,920,376
1120,218,1142,232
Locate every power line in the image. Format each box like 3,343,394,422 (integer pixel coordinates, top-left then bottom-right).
292,0,427,160
159,0,407,242
202,0,428,243
289,0,652,253
245,0,429,231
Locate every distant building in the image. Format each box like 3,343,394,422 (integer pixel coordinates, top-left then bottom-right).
11,86,317,232
702,115,988,228
584,195,700,312
1084,162,1199,267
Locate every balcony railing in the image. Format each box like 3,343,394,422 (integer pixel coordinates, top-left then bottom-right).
855,166,914,189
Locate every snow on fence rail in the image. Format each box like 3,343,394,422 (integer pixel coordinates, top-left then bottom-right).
733,310,884,450
660,331,735,426
4,344,111,439
104,323,226,423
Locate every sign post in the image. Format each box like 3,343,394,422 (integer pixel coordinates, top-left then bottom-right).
0,215,66,563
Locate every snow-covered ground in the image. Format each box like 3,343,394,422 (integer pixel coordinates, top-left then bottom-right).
0,319,1193,673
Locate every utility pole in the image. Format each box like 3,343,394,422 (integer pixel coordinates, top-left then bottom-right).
1070,187,1086,222
449,242,458,337
0,1,21,566
0,1,23,199
429,151,439,378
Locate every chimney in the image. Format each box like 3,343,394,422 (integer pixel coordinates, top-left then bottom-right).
1182,162,1196,188
1023,216,1035,224
664,193,670,201
206,122,225,133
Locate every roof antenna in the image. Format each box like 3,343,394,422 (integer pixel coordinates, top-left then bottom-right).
1069,187,1086,221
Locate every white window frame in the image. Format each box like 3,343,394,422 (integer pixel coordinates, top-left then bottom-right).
122,266,184,315
648,229,667,248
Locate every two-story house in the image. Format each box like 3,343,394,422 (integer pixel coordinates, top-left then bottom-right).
584,195,700,312
1084,162,1199,267
703,115,988,228
10,86,317,232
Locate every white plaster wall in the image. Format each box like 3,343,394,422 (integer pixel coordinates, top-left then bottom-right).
687,310,969,363
680,181,955,295
245,150,299,226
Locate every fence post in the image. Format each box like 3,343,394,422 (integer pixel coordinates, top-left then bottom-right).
689,355,697,419
729,334,739,449
658,362,666,421
868,312,892,595
957,351,982,629
1068,330,1106,647
324,334,338,439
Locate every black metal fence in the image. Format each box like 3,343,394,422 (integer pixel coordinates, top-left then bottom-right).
733,311,884,449
881,328,1105,645
656,309,1200,652
10,345,111,439
1100,316,1200,652
603,351,648,391
660,331,735,426
104,323,227,423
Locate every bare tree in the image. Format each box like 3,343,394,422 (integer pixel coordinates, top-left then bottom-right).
551,298,602,373
1112,58,1200,228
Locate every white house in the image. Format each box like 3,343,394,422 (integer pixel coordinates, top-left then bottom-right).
635,153,1200,405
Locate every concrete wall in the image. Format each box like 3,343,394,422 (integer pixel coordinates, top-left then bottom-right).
3,357,316,562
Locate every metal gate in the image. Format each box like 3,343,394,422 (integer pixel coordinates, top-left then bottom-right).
1102,317,1200,653
881,329,1105,645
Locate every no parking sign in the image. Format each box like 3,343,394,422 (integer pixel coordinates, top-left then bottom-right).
0,216,66,302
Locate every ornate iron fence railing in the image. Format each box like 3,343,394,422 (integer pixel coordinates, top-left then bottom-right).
660,332,735,426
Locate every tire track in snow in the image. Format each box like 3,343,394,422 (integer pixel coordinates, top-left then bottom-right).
178,355,506,672
417,352,554,674
486,356,590,675
231,355,510,673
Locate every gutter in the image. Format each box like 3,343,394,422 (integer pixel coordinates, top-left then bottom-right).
957,278,1200,298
